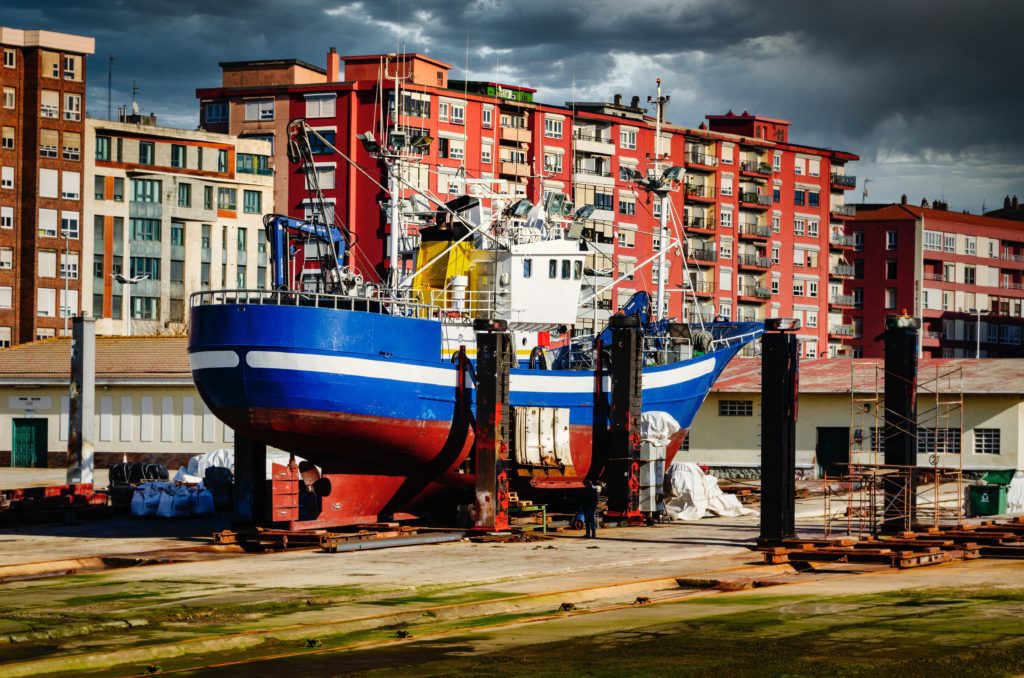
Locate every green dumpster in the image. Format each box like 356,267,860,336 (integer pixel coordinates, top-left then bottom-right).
970,485,1008,516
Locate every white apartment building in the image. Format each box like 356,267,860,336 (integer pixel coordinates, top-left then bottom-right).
83,117,273,335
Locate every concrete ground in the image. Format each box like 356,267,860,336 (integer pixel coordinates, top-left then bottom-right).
1,467,1023,676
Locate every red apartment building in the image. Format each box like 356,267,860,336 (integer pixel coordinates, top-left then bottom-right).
197,51,859,357
848,201,1024,358
0,27,94,345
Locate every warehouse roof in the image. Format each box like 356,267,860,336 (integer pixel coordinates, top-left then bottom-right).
713,358,1024,395
0,336,191,384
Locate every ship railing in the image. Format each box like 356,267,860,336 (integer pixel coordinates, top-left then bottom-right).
418,288,498,319
189,288,442,320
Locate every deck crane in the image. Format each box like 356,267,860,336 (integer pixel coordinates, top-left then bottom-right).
266,120,360,294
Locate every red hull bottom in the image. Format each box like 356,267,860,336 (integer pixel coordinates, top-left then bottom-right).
217,407,686,527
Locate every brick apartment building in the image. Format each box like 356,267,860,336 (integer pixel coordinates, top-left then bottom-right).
197,51,858,356
83,116,273,336
0,27,94,345
848,201,1024,358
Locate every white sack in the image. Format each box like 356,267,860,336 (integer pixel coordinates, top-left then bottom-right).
663,461,753,521
641,411,681,447
1007,472,1024,514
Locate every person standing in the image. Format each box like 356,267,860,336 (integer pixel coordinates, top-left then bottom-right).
582,479,600,538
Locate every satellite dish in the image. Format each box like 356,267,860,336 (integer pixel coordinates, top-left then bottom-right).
131,101,139,115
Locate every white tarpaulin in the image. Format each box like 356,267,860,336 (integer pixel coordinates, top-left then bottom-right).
1008,472,1024,514
179,448,308,480
663,461,753,521
641,411,681,446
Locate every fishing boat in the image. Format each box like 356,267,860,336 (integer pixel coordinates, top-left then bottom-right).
188,83,762,527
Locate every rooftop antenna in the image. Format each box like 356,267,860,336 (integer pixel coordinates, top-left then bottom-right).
862,177,872,204
107,55,117,121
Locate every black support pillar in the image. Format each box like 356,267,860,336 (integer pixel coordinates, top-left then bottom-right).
760,320,800,543
472,318,511,532
233,433,268,525
883,315,920,533
604,314,643,522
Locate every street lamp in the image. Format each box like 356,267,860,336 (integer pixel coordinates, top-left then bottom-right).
113,272,148,336
969,307,989,359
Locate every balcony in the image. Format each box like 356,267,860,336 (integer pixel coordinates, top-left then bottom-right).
924,272,952,282
738,191,771,208
684,150,717,170
573,130,614,155
831,204,857,219
738,253,772,270
829,294,856,308
1001,280,1024,290
683,215,716,233
500,126,531,144
738,222,771,240
829,233,855,248
737,312,760,322
500,161,529,178
573,165,612,178
685,184,716,201
684,280,715,296
573,164,615,187
830,173,857,190
830,263,855,278
685,247,717,266
829,324,855,338
740,160,772,177
738,285,772,301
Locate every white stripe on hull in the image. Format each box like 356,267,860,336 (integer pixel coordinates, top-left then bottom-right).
192,349,716,393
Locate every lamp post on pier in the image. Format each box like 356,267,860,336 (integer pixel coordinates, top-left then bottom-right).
969,307,989,359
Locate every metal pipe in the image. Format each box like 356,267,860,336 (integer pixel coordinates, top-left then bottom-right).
324,531,465,553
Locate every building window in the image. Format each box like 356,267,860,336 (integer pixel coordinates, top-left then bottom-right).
0,287,11,308
0,247,10,269
244,98,274,121
619,199,635,216
544,118,563,139
218,149,228,173
243,190,262,214
63,93,81,121
3,49,14,68
719,209,733,229
237,227,247,251
2,87,14,109
965,236,977,256
886,259,897,278
112,177,124,202
808,281,818,298
1,166,12,189
1,126,12,150
974,429,1001,455
139,141,155,165
808,191,820,208
794,190,805,206
63,55,80,80
305,94,336,118
60,211,80,239
204,186,213,210
308,130,335,155
131,179,161,202
40,129,58,157
793,281,804,297
884,287,897,309
450,103,465,125
130,218,161,241
438,102,448,122
794,219,805,236
96,136,111,161
943,233,956,253
131,296,159,320
178,182,191,207
204,102,228,123
543,152,561,174
719,400,753,417
482,107,493,128
130,256,161,280
853,231,864,251
481,144,492,165
171,223,184,246
60,252,79,279
886,230,897,250
964,266,976,285
217,188,237,210
0,205,11,228
171,144,186,168
620,130,637,150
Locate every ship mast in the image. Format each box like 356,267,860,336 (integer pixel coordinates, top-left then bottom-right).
649,79,670,321
385,52,407,290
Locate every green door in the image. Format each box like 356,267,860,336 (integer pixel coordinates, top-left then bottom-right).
12,419,48,468
816,427,849,479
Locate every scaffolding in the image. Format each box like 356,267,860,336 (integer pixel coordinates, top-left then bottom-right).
824,362,965,537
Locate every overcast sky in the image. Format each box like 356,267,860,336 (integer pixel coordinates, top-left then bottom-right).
5,0,1021,213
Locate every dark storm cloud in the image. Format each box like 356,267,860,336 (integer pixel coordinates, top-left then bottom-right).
7,0,1022,210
